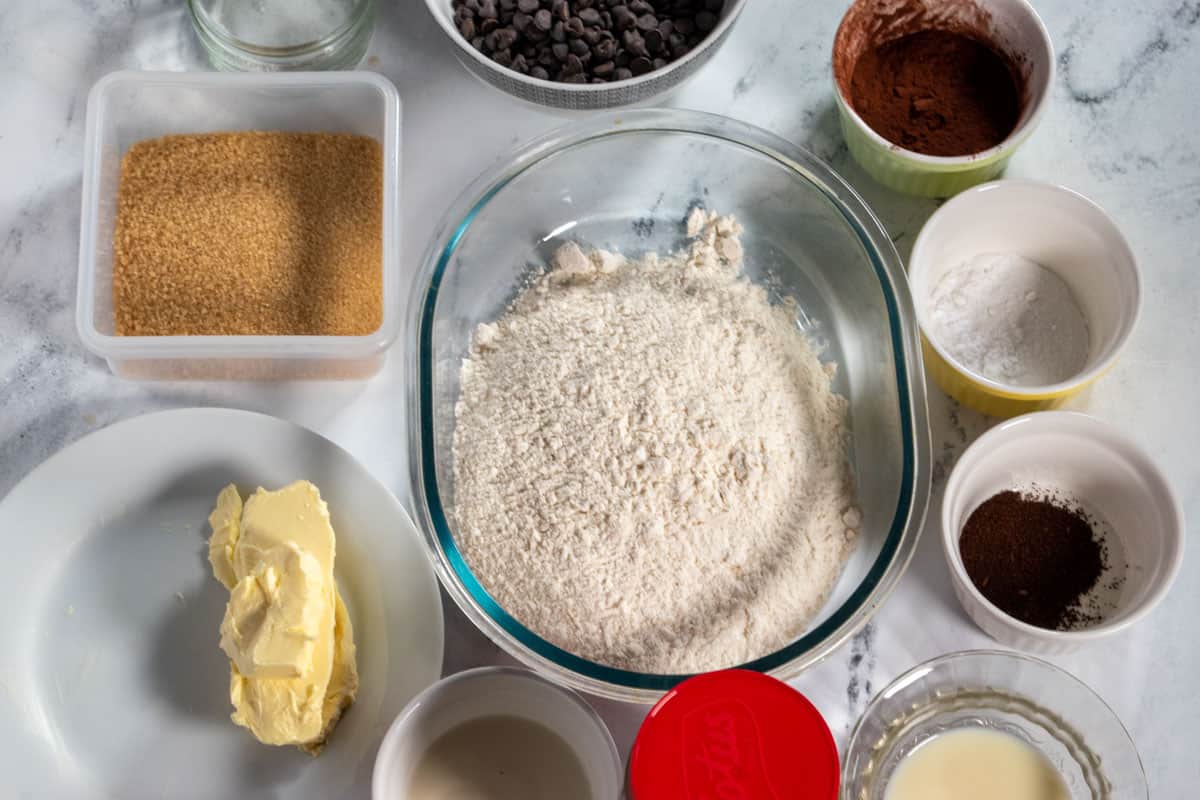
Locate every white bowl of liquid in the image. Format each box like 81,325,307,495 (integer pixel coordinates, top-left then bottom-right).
372,666,622,800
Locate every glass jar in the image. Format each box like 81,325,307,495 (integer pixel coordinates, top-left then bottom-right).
188,0,375,71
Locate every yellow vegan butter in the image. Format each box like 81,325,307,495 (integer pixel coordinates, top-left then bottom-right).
207,480,358,755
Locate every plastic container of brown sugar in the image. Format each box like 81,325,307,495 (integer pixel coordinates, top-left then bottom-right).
76,71,401,380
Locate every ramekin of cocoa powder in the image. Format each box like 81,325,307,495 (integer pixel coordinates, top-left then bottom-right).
831,0,1054,197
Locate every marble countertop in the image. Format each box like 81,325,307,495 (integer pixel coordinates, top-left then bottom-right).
2,0,1196,794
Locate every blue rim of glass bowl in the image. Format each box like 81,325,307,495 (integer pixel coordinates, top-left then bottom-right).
417,114,917,692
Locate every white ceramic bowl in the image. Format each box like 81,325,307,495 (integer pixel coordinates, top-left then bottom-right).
941,411,1184,652
424,0,749,110
909,180,1141,417
372,667,622,800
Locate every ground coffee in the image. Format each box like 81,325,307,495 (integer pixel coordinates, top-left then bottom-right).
959,490,1105,630
849,29,1020,157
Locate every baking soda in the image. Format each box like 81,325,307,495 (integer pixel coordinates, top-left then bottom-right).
926,253,1090,387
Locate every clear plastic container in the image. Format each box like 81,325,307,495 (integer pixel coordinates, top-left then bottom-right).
77,71,401,380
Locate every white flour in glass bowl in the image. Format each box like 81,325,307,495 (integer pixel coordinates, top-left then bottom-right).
451,209,860,674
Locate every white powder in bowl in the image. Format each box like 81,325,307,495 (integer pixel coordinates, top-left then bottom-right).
450,210,860,674
926,253,1090,387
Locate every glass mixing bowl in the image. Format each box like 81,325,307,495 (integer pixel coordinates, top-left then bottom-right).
842,650,1148,799
408,109,931,702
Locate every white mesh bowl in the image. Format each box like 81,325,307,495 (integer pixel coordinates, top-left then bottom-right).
424,0,748,110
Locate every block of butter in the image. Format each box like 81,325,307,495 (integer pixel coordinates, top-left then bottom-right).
207,480,358,755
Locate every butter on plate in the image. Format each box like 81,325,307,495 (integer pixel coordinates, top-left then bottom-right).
207,480,358,755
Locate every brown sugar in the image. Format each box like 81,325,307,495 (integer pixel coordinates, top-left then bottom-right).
113,131,383,337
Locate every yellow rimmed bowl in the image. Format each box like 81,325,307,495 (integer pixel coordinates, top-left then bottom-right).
831,0,1054,197
909,180,1140,418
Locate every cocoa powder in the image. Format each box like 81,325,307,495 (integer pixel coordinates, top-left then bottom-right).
849,29,1020,156
959,490,1106,630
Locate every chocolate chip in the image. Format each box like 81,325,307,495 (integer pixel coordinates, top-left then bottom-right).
644,28,663,52
622,28,648,57
497,27,520,48
612,5,637,30
452,0,715,83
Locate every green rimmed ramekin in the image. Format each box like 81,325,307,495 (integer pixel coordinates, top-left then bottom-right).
831,0,1054,198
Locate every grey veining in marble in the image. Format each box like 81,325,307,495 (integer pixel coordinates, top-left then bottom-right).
2,0,1198,794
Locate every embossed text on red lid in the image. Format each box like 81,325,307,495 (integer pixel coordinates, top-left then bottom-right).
629,669,839,800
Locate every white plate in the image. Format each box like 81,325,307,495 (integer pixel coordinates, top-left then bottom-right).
0,408,443,799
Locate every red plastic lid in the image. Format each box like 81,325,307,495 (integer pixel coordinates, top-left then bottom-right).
629,670,840,800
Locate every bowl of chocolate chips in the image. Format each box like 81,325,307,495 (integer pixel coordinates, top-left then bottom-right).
426,0,748,109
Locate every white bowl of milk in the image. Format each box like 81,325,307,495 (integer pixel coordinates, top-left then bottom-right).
373,666,622,800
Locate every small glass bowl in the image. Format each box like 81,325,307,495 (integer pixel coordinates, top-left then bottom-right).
408,109,932,702
842,650,1148,799
188,0,375,71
